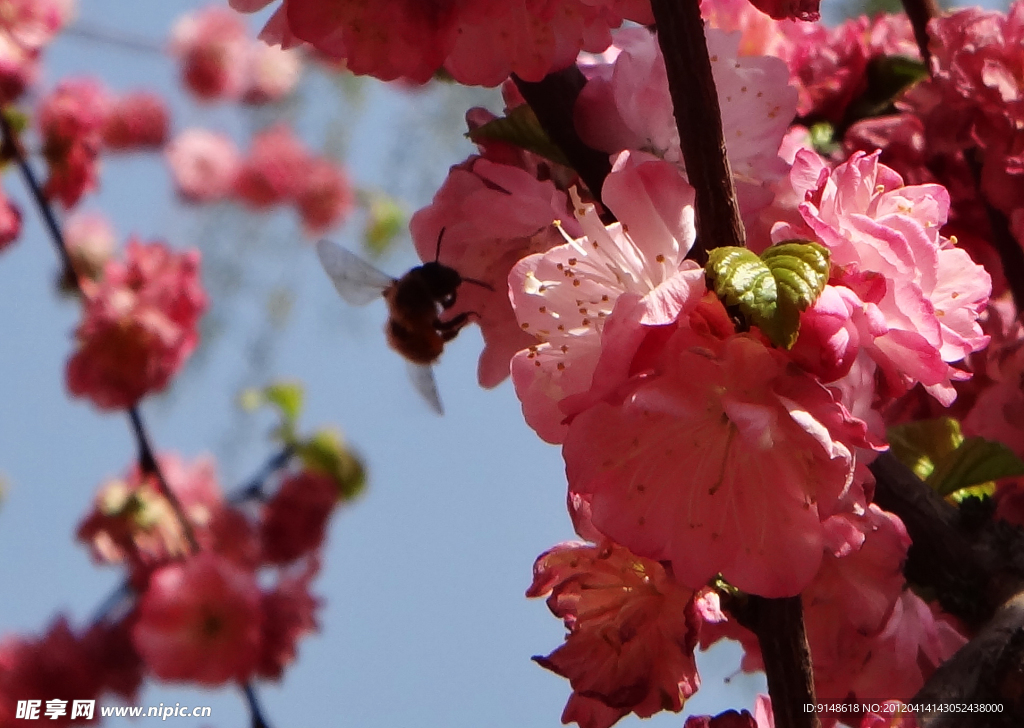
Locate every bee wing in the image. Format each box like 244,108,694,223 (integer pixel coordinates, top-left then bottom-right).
316,239,395,306
406,361,444,416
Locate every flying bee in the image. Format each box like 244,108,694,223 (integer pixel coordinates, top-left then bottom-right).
316,230,492,414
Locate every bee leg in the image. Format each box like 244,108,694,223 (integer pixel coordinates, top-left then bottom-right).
435,311,479,340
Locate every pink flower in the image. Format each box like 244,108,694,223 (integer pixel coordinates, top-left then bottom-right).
38,78,112,207
243,42,302,104
64,211,115,280
66,239,208,410
257,559,320,679
0,186,21,253
233,124,310,209
574,28,796,219
260,470,338,564
409,156,578,389
773,150,991,405
563,329,869,597
102,91,170,151
528,541,700,728
170,6,250,101
165,128,241,203
295,157,354,236
133,552,264,685
509,155,703,443
77,454,224,576
236,0,652,86
0,617,142,726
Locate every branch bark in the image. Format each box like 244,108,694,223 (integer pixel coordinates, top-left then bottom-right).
650,0,745,264
747,596,820,728
513,67,613,209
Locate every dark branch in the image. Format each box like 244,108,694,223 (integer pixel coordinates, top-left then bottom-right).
230,445,297,503
899,0,940,68
243,683,271,728
747,596,820,728
512,68,613,209
0,114,78,290
869,452,996,627
127,408,202,553
649,0,745,264
914,591,1024,727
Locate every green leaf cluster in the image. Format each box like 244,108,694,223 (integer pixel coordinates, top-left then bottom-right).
705,241,830,349
888,417,1024,502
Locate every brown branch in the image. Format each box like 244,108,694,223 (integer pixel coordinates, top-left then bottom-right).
750,597,820,728
869,452,996,627
512,68,613,209
913,591,1024,727
899,0,940,68
649,0,745,264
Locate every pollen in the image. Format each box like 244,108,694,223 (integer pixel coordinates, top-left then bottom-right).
568,258,578,266
578,307,587,314
573,279,581,287
656,254,666,263
556,362,566,370
521,322,530,329
582,318,591,325
538,306,547,313
560,345,569,353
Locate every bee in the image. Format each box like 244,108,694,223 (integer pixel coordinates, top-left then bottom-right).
316,230,491,414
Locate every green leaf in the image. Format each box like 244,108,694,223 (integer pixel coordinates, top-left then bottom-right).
928,437,1024,497
809,122,840,157
706,241,830,349
842,55,929,128
297,428,366,502
264,382,304,425
886,417,1024,497
887,417,964,482
467,105,571,168
947,482,997,505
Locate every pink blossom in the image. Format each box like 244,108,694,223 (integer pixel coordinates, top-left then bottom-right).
295,157,354,236
165,128,241,203
66,239,208,410
773,150,991,405
77,453,224,576
243,41,302,104
260,470,338,564
574,27,795,219
38,78,112,207
102,91,170,151
257,558,321,679
0,617,142,726
563,329,869,597
409,156,578,389
233,124,310,209
0,186,21,253
170,6,250,101
528,541,700,728
133,552,264,685
235,0,652,86
510,155,703,443
64,210,115,280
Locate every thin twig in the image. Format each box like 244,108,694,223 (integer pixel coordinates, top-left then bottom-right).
649,0,745,264
63,23,164,55
242,683,271,728
128,408,201,553
230,446,297,503
0,114,78,288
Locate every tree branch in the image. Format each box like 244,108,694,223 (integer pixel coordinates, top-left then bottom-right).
512,67,613,209
747,596,820,728
899,0,940,68
869,452,997,627
649,0,745,264
913,591,1024,727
